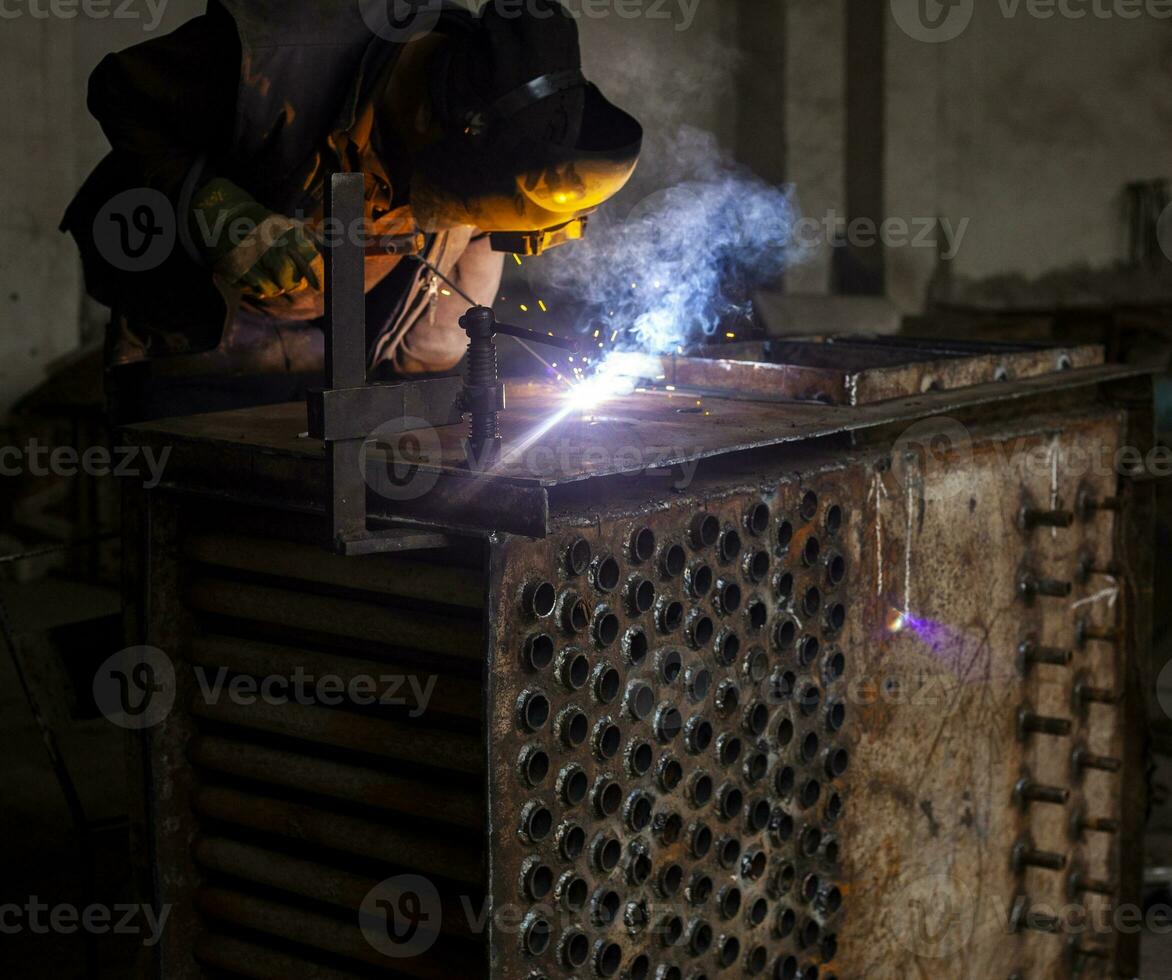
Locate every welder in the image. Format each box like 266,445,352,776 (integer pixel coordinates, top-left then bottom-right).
62,0,642,422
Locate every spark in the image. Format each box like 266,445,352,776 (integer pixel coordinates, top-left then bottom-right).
726,332,737,339
520,304,529,312
538,300,548,312
513,254,522,266
665,385,677,392
440,288,452,296
886,607,908,633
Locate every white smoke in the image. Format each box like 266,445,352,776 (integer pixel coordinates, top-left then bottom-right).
536,125,804,354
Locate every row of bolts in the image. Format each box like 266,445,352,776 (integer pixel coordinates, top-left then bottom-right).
1008,493,1124,971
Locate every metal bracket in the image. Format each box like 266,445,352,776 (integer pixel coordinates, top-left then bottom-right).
311,172,459,556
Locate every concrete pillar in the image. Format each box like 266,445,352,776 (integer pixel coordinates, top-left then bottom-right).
782,0,847,295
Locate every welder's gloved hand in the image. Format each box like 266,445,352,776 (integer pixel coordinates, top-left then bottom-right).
189,178,322,300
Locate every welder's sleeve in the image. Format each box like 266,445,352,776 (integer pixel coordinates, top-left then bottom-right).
86,5,239,200
393,235,506,375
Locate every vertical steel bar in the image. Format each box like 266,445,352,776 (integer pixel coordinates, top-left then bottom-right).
324,172,368,546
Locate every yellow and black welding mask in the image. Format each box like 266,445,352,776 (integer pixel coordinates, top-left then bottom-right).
408,3,643,255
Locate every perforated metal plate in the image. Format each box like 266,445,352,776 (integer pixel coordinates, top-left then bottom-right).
487,473,858,980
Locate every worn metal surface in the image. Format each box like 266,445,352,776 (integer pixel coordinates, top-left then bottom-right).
836,411,1132,979
130,504,491,977
480,408,1141,980
646,339,1103,405
128,361,1148,538
487,472,858,979
123,340,1152,979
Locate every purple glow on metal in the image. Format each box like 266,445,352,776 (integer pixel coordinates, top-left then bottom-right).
886,605,985,679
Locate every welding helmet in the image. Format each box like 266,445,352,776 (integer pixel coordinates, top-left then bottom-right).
411,0,643,255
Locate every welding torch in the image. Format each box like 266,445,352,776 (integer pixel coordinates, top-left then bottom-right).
367,232,581,377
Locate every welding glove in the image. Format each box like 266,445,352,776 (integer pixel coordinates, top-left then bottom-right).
189,178,322,300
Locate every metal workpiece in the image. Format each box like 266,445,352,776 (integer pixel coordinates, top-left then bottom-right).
1020,505,1076,531
488,478,854,980
1018,637,1074,672
459,304,579,469
1009,896,1064,935
1018,708,1074,740
1073,669,1121,711
130,356,1151,539
1077,618,1122,646
122,337,1151,979
187,735,484,829
1018,571,1075,601
1012,837,1069,873
1067,865,1118,899
635,337,1105,406
1014,777,1071,809
1070,807,1121,840
1071,744,1123,776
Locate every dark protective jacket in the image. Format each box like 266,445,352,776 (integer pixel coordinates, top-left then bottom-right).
62,0,501,375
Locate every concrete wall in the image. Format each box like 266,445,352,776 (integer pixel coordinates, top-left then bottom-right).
783,0,847,295
574,1,744,209
885,4,1172,311
0,15,81,413
0,2,204,412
